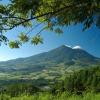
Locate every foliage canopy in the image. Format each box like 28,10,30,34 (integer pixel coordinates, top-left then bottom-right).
0,0,100,48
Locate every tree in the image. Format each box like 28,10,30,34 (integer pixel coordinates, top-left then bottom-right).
0,0,100,48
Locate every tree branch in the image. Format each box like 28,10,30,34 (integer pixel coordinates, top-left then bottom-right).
1,3,93,31
1,16,27,20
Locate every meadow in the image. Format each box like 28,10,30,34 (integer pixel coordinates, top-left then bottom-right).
0,92,100,100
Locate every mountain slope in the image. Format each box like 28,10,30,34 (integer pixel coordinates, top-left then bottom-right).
0,45,99,73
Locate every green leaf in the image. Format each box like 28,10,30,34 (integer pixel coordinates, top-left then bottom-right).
18,32,29,43
31,35,43,45
0,35,8,43
9,40,22,48
55,28,63,35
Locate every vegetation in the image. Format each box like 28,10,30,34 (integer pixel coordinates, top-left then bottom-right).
0,92,100,100
0,0,100,47
0,1,99,100
0,45,99,81
0,46,99,100
0,66,99,100
51,67,100,94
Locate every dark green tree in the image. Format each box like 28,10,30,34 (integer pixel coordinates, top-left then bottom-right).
65,67,100,94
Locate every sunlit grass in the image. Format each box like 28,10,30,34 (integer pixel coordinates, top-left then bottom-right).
0,92,100,100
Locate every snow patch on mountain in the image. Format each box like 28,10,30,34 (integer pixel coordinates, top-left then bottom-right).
64,45,72,48
64,45,82,50
72,46,82,49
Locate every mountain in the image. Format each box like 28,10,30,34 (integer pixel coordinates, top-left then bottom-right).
0,45,100,80
0,45,100,70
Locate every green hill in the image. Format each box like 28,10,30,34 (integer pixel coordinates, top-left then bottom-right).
0,45,99,81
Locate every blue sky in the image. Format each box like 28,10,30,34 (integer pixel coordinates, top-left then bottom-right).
0,0,100,61
0,23,100,61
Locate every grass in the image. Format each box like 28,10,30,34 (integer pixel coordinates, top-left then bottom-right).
0,92,100,100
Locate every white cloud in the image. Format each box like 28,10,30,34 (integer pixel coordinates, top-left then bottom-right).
72,45,81,49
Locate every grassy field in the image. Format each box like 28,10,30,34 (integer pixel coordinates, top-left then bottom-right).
0,92,100,100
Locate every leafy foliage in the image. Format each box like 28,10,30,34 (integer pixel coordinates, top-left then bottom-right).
0,35,8,45
50,67,100,96
0,67,99,99
55,28,63,35
9,40,21,48
0,92,99,100
0,0,100,48
31,35,43,45
3,83,40,97
18,32,29,43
